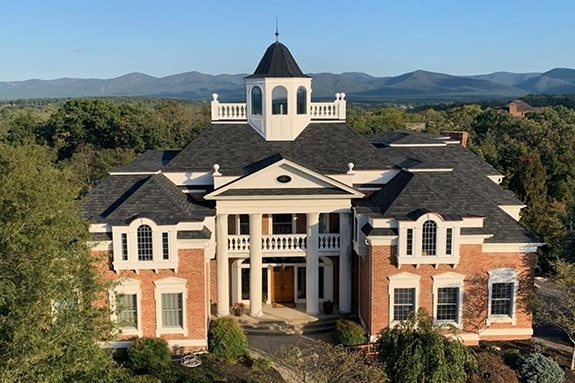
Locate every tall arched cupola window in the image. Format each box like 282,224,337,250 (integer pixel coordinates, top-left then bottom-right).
297,86,307,115
137,225,153,261
272,86,288,115
422,220,437,256
251,86,262,115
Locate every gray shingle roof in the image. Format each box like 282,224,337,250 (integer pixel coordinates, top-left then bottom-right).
167,122,394,175
245,41,310,79
81,173,214,225
355,169,536,243
113,150,180,173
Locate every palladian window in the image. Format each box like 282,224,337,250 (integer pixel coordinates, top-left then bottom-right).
421,220,437,256
272,86,288,115
137,225,153,261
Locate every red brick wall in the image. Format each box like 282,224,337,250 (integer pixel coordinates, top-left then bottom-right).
296,214,307,234
95,248,208,343
364,243,534,342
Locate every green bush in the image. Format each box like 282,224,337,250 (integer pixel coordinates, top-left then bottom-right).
252,356,272,370
502,348,522,368
518,352,564,383
208,317,249,363
335,319,366,346
127,337,172,375
468,351,519,383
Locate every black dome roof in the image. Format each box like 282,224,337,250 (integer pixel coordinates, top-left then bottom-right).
245,41,311,79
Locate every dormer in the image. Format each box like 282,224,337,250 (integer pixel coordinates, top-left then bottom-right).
244,41,312,141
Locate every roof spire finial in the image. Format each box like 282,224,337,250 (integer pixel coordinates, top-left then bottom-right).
275,17,279,42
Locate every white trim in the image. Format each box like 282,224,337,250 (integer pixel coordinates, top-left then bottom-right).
111,218,179,272
432,272,465,328
102,338,207,349
479,327,533,337
389,143,446,147
110,278,143,337
483,243,543,253
109,171,161,176
205,158,363,200
487,268,518,326
405,168,453,172
388,272,421,326
154,277,188,337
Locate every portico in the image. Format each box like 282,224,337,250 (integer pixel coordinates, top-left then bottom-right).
215,210,353,316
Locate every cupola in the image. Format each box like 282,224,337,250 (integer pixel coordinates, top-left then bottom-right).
244,40,312,141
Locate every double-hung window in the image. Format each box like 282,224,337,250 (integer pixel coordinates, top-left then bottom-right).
393,288,415,321
389,272,420,324
154,277,188,336
161,293,183,328
117,294,138,328
487,268,518,324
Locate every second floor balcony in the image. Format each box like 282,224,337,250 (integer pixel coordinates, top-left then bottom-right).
228,233,341,255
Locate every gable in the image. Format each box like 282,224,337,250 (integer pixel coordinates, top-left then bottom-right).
205,158,362,200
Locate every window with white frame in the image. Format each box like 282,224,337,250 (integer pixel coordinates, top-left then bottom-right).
238,214,249,235
111,219,178,271
397,214,460,261
137,225,153,261
110,278,141,336
432,272,464,326
388,272,420,324
117,294,138,328
422,220,437,256
487,268,518,325
154,277,188,336
272,214,293,234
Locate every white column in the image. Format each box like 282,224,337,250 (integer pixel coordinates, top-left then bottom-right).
306,212,320,314
339,212,352,314
216,214,229,316
249,213,263,317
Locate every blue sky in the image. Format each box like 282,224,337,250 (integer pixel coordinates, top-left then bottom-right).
0,0,572,81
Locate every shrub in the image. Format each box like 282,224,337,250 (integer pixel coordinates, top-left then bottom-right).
252,356,272,370
518,352,564,383
127,337,172,375
502,348,522,368
208,317,248,363
336,319,365,346
468,351,519,383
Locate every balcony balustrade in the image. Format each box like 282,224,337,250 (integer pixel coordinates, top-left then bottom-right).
228,233,341,254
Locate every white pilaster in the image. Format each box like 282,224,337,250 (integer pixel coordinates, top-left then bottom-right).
339,212,352,314
249,213,263,317
306,212,320,314
216,214,230,316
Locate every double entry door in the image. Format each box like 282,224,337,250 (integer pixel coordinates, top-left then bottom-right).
272,266,294,304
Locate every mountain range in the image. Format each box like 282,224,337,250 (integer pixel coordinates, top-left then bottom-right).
1,68,575,102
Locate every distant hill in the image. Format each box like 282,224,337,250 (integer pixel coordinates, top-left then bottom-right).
1,67,575,102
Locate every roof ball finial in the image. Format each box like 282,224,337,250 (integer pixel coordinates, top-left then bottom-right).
213,163,221,176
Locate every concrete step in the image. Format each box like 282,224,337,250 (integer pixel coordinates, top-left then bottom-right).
241,316,339,336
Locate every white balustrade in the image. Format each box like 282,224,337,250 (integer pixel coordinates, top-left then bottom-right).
211,92,346,121
228,234,341,253
318,233,341,251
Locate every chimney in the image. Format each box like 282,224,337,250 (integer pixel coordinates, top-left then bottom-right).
442,131,468,148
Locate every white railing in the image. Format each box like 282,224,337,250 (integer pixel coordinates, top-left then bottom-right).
318,233,340,251
228,234,341,253
210,92,346,121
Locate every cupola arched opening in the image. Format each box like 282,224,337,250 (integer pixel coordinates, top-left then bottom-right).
272,86,288,115
297,86,307,115
251,86,262,115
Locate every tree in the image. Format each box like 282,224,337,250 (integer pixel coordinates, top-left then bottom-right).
0,143,124,382
274,340,387,383
375,309,476,383
534,260,575,369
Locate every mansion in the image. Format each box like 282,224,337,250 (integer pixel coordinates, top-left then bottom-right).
83,39,540,349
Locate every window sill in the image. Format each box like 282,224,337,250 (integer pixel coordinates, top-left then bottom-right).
155,327,187,337
119,327,141,337
487,315,515,326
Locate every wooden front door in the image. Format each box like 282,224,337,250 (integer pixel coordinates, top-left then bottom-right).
272,266,294,304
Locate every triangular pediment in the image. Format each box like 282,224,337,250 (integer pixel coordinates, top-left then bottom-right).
205,158,362,200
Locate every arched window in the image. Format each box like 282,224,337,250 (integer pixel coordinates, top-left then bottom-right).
251,86,262,115
137,225,153,261
272,86,288,115
421,220,437,256
297,86,307,114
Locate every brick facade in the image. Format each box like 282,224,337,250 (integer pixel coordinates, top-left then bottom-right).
361,244,534,345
